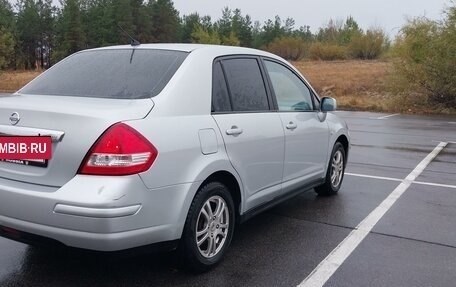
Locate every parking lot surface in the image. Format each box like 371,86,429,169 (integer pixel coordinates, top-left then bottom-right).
0,110,455,287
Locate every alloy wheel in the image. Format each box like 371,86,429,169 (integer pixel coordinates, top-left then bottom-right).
330,150,344,188
195,195,230,258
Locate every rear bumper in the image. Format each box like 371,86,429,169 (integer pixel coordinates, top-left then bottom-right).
0,215,176,251
0,175,199,251
0,224,179,255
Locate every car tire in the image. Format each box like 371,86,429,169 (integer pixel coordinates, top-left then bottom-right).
179,181,235,273
315,142,346,196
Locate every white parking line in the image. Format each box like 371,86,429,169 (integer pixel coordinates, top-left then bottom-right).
298,142,447,287
369,113,400,120
449,122,456,124
346,172,456,189
432,140,456,145
345,172,402,183
413,180,456,189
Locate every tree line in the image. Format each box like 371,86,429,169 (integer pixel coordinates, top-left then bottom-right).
0,0,390,70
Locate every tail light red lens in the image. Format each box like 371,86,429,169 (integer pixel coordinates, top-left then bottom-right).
78,123,158,176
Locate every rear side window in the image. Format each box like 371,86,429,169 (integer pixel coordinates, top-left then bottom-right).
20,49,188,99
212,62,232,112
221,58,269,112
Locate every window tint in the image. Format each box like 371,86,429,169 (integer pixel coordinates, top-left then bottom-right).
264,60,314,111
212,62,232,112
222,58,269,112
20,49,188,99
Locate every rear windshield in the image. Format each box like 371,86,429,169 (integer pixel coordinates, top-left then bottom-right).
20,49,188,99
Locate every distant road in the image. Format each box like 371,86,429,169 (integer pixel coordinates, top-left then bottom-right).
0,93,11,97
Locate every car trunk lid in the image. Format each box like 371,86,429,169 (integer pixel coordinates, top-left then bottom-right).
0,94,154,187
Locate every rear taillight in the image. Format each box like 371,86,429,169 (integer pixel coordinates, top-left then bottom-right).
78,123,158,176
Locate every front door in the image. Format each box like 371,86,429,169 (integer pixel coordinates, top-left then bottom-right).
263,59,330,193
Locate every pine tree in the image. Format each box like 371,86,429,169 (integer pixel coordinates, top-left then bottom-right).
56,0,85,59
181,13,201,43
0,0,15,69
16,0,53,69
150,0,180,42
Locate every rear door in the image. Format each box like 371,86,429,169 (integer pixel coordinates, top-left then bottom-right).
211,57,285,211
262,59,330,193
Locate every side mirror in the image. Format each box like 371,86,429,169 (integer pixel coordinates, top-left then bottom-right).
321,97,337,112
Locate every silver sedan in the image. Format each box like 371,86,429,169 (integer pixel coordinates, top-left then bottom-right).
0,44,349,272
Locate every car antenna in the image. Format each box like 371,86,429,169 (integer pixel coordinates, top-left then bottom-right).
117,24,140,46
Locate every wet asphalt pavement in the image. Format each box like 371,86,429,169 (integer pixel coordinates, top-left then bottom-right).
1,110,455,287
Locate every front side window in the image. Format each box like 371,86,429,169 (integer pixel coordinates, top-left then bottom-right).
221,58,270,112
264,60,314,111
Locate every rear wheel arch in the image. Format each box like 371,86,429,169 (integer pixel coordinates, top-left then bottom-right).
199,171,242,220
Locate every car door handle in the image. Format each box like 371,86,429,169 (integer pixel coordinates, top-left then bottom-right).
286,122,297,130
226,126,243,136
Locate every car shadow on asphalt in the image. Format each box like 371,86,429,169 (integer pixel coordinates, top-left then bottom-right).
0,245,185,286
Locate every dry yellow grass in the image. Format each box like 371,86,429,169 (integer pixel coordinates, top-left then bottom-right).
293,60,392,112
0,70,41,92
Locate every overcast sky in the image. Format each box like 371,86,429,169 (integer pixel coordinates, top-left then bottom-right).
173,0,451,36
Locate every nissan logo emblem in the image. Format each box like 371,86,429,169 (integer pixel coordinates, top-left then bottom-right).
9,112,20,126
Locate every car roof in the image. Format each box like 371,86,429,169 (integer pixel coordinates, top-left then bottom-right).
86,43,279,59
